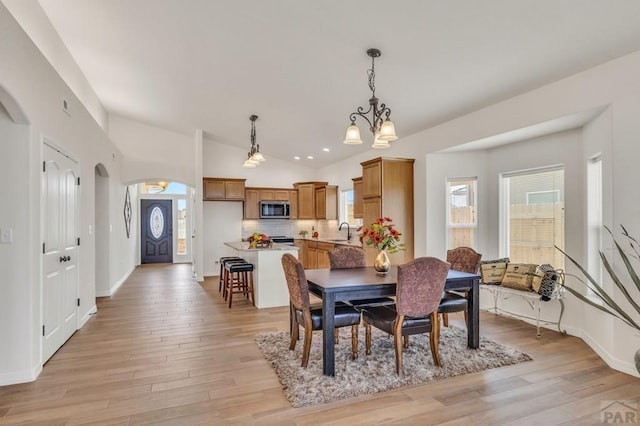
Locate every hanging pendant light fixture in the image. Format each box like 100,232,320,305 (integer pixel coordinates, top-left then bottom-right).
343,48,398,148
242,114,265,168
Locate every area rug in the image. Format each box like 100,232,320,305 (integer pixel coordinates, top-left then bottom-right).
255,326,532,407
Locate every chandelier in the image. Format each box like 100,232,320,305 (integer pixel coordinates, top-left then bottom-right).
343,48,398,149
242,114,265,168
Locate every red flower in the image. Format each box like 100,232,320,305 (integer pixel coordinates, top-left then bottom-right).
357,217,405,253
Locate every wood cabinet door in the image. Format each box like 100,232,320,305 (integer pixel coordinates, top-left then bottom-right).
225,181,245,199
362,160,382,198
317,249,331,269
363,197,382,266
204,179,225,200
244,189,259,219
352,177,363,218
289,190,298,219
315,187,327,219
260,189,275,200
274,190,290,201
296,184,315,219
307,247,318,269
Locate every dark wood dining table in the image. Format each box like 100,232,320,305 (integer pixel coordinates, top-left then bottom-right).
304,266,481,376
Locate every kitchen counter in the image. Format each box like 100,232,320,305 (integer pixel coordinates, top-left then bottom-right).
224,241,299,252
224,241,297,308
297,237,362,247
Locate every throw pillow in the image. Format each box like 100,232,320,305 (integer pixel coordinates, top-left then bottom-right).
479,258,509,285
539,268,561,301
532,264,555,292
501,263,538,291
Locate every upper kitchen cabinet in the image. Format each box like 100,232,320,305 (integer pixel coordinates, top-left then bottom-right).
260,189,290,201
361,157,414,265
244,188,259,219
203,178,246,201
315,185,338,220
352,177,363,219
293,182,327,220
289,190,298,219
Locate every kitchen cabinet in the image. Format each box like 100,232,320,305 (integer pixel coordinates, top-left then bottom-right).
361,157,414,266
352,177,363,218
289,190,298,219
244,189,259,219
260,189,290,201
203,178,246,201
305,240,334,269
315,185,338,220
244,186,296,219
294,182,327,220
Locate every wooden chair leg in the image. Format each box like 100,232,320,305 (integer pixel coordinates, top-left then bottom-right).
301,313,313,368
365,323,372,355
351,325,358,360
403,335,409,349
334,329,339,344
442,312,449,327
430,312,442,367
289,311,299,351
394,315,405,376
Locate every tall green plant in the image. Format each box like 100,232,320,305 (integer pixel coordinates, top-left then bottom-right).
556,225,640,331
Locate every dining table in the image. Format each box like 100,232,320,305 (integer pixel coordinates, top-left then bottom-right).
304,265,481,376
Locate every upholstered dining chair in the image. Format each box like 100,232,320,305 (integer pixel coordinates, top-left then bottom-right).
439,246,482,328
362,257,450,376
328,246,395,310
281,253,361,367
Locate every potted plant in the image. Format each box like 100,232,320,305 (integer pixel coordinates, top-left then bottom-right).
556,225,640,373
298,230,308,239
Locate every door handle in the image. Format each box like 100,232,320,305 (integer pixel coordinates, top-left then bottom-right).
60,256,65,263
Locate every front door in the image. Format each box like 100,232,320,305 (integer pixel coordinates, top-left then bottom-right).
141,199,173,263
42,143,79,362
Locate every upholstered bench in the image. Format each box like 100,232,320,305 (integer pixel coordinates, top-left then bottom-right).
479,259,567,338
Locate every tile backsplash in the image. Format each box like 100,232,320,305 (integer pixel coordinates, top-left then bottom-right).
242,219,356,240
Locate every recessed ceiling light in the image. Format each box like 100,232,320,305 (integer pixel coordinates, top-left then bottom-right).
307,156,314,160
322,148,330,152
294,156,300,160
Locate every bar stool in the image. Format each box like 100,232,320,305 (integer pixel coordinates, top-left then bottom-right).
221,258,248,299
224,261,255,308
218,256,243,293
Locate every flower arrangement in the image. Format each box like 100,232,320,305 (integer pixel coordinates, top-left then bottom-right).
358,217,405,253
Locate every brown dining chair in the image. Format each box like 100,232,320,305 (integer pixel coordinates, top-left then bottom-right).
362,257,450,376
439,246,482,328
281,253,361,367
328,246,395,310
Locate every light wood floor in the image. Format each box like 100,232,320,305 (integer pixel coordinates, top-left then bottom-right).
1,264,638,425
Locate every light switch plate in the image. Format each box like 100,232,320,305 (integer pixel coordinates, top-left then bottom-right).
0,228,13,243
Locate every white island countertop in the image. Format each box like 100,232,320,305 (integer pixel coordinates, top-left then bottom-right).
224,241,299,252
224,241,298,308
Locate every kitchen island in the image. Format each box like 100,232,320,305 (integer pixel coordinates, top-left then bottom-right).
224,241,298,308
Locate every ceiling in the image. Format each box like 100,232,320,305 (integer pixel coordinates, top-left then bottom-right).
31,0,640,167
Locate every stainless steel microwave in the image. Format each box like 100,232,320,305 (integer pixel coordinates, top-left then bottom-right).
259,201,291,219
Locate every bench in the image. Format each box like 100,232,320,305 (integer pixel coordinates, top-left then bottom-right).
479,261,567,338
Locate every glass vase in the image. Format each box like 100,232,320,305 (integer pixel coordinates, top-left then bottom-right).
374,249,391,275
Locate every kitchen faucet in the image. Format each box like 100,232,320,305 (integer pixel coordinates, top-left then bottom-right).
338,222,352,241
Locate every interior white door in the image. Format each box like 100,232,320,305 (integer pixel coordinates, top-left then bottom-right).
42,143,79,362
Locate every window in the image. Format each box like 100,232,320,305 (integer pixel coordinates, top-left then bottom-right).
341,189,362,226
587,156,603,289
500,167,564,267
447,178,477,249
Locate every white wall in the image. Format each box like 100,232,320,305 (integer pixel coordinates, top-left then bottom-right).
0,4,136,384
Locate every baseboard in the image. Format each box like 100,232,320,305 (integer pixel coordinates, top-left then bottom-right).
482,308,639,378
0,362,42,386
79,304,98,327
579,330,640,378
109,265,135,295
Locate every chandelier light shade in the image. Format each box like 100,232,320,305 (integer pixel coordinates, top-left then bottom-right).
242,114,265,168
343,48,398,148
